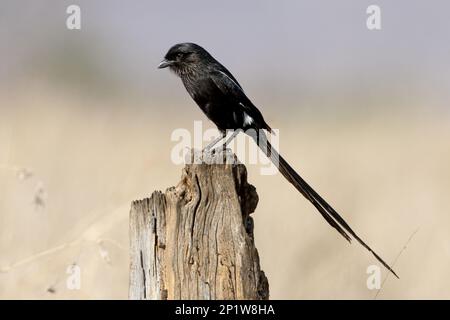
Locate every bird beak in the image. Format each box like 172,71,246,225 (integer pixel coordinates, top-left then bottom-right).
158,59,173,69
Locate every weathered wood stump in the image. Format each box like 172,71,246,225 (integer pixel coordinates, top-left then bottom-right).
129,149,269,300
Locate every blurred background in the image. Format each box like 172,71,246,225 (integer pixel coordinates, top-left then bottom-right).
1,0,450,299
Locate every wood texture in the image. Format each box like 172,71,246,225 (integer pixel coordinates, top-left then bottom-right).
129,149,269,300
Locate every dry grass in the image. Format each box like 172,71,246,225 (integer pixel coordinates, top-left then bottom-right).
1,87,449,299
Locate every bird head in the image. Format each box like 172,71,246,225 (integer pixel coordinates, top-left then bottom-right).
158,43,211,74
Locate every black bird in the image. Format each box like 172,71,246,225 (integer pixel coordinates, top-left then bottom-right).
158,42,398,278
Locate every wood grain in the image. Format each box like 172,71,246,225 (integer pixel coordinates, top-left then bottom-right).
129,149,269,300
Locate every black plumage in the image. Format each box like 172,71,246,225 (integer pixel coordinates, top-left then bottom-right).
158,42,398,278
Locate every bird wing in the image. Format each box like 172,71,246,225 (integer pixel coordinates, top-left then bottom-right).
210,69,248,103
210,69,270,130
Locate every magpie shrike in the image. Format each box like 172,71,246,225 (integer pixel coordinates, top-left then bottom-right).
158,42,398,278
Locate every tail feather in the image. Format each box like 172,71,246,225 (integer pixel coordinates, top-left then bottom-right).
256,132,399,279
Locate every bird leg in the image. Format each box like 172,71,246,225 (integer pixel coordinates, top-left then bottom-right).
203,130,241,154
221,129,240,148
203,132,226,152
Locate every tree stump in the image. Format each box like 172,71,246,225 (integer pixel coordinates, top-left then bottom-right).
129,149,269,300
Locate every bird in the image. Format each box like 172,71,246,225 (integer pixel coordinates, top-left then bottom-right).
158,42,398,278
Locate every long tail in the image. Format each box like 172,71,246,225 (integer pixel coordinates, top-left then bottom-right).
255,132,399,278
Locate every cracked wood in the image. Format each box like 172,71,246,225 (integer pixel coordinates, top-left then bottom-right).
129,149,269,300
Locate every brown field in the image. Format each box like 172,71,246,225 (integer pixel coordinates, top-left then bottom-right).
1,86,449,299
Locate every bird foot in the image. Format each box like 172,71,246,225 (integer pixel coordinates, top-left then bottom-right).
202,146,222,156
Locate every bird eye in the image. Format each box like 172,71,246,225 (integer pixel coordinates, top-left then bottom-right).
176,53,183,59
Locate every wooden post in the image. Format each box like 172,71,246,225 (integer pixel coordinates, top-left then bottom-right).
129,149,269,300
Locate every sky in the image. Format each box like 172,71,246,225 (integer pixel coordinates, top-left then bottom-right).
1,0,449,113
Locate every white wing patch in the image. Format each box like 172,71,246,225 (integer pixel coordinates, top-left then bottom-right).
241,109,254,126
239,103,254,125
244,114,254,126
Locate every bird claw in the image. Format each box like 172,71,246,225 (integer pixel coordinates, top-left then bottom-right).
202,146,219,156
202,144,230,160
